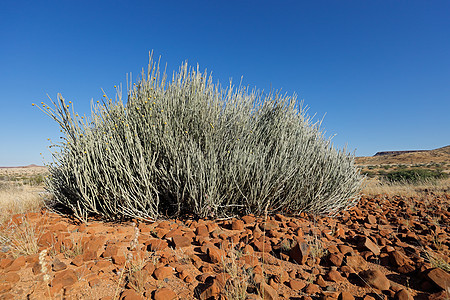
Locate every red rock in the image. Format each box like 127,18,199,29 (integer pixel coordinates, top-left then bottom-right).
172,235,191,248
183,231,195,240
328,253,344,266
120,289,145,300
243,244,254,255
261,220,279,231
184,274,194,283
153,266,173,280
31,261,42,275
345,254,367,273
88,278,102,288
366,215,377,224
195,225,209,237
0,284,12,294
96,260,112,269
52,258,67,272
146,239,169,251
71,255,84,267
152,228,170,238
338,245,353,255
143,262,156,274
362,237,380,256
164,228,184,239
327,244,340,254
389,251,411,267
305,283,321,295
394,289,413,300
231,219,245,230
242,215,255,224
48,222,68,232
7,256,26,271
200,281,221,300
154,287,177,300
0,258,13,269
257,282,278,300
340,266,354,277
207,247,227,264
316,275,327,287
51,269,77,288
326,270,345,282
359,269,390,291
102,244,119,258
38,231,55,247
82,236,106,261
269,277,279,290
289,242,310,264
425,268,450,290
339,291,355,300
289,279,306,290
0,273,20,284
241,254,259,267
215,272,231,288
253,240,272,253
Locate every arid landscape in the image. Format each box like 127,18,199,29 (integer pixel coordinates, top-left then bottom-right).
0,147,448,300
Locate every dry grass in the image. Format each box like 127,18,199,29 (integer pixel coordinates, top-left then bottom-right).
425,250,450,272
0,184,44,223
0,184,45,257
221,246,252,300
0,166,48,224
0,214,43,257
361,177,450,197
0,168,48,257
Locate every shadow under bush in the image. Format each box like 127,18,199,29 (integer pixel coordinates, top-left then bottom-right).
36,53,363,221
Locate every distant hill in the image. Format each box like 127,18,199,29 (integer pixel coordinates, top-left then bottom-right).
0,164,45,169
356,145,450,166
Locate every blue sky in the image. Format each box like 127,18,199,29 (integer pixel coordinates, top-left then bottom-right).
1,1,449,166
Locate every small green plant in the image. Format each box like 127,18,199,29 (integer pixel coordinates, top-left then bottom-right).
36,52,363,221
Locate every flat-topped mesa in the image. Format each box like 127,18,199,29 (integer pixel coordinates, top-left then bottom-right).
374,150,427,157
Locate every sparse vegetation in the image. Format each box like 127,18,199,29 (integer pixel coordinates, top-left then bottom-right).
383,168,448,183
221,246,253,300
362,177,450,197
36,53,362,221
0,215,43,257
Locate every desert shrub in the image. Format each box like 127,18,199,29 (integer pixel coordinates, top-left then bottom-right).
384,168,448,183
35,54,363,221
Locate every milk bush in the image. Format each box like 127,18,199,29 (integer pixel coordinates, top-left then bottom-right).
36,53,363,221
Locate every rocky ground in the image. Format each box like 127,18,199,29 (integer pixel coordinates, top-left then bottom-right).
0,193,449,300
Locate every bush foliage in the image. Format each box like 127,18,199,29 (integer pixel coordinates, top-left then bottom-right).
36,54,363,221
384,168,448,183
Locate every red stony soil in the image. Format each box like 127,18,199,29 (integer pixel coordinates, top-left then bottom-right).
0,194,449,300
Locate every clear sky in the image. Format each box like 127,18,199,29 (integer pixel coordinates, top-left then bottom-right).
1,1,449,166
